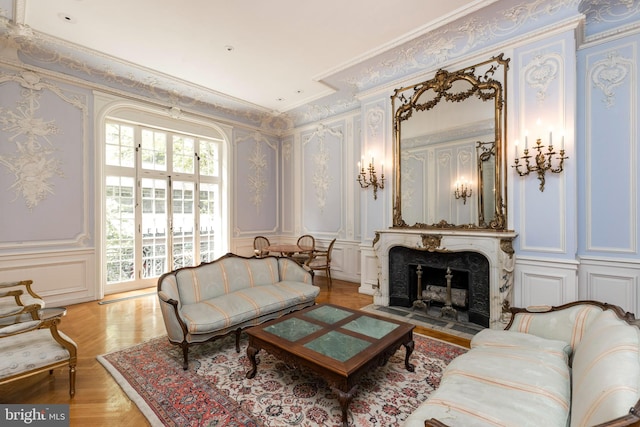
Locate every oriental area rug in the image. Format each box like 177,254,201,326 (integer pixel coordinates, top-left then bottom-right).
98,333,467,427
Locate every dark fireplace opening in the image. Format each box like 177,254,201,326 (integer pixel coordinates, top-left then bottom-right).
389,247,490,328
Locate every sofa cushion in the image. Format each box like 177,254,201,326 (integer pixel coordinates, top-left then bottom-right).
508,304,604,350
404,337,571,427
179,281,319,334
571,309,640,427
176,257,281,304
471,328,572,361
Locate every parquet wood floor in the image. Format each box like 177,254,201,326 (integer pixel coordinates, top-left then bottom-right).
0,277,470,426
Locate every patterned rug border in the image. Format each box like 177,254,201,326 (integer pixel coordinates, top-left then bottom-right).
98,349,165,427
98,332,467,426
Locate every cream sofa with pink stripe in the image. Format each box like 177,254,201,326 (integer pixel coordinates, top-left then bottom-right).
404,300,640,427
157,253,319,369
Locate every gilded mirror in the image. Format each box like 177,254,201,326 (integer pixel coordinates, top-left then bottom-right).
392,54,509,230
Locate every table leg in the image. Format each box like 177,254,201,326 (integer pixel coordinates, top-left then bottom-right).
246,344,260,379
404,339,415,372
331,384,358,427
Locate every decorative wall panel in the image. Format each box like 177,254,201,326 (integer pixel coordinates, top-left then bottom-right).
233,130,278,235
0,68,90,249
582,41,637,254
301,123,344,235
513,32,575,256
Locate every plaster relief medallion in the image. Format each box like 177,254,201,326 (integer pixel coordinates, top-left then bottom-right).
367,107,384,138
524,54,560,102
591,51,632,108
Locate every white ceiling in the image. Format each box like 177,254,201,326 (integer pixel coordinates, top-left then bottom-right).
22,0,494,113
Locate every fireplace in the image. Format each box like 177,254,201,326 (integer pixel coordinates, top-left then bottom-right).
389,247,490,327
372,229,517,330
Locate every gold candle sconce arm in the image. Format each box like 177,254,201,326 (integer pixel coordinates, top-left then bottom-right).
513,137,568,191
454,181,472,204
357,160,385,200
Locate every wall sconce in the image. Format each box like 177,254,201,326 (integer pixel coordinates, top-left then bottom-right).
454,178,472,204
357,156,385,200
512,127,568,192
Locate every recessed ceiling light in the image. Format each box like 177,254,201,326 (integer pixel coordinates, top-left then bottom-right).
224,45,234,52
276,97,285,102
58,13,77,23
295,90,304,94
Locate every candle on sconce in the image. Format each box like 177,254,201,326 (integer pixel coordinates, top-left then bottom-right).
515,139,519,157
549,130,553,148
561,134,564,150
381,162,384,174
524,131,528,149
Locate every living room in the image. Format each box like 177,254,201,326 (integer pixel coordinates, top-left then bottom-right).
1,0,640,425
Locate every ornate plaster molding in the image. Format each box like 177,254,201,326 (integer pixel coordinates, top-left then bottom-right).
366,107,385,139
236,131,276,214
0,71,80,209
580,0,640,24
303,124,343,212
591,50,632,108
523,53,561,103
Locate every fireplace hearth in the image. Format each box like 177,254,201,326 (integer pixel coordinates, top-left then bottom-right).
389,247,490,327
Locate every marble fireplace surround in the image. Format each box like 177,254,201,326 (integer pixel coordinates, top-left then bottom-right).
372,229,518,329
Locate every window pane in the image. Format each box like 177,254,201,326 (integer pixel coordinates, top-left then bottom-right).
105,175,136,283
105,123,135,167
199,183,219,263
172,181,195,269
141,129,167,171
173,135,194,174
199,139,219,177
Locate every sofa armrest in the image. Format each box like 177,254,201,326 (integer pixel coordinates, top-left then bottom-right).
158,290,178,306
278,257,313,284
590,400,640,426
157,287,189,343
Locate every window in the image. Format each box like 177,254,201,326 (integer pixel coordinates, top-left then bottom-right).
104,119,224,290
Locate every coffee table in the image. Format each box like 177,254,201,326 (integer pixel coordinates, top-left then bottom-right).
245,303,415,426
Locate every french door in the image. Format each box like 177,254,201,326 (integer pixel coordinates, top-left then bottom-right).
104,120,222,293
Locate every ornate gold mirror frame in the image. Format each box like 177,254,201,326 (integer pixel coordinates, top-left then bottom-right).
392,54,510,230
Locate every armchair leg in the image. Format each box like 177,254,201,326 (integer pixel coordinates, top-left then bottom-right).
327,269,332,289
69,365,76,397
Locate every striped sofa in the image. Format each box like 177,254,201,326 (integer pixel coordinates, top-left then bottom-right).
157,253,319,369
404,300,640,427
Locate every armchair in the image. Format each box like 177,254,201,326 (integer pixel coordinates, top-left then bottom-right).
292,234,315,264
306,238,336,289
253,236,271,258
0,280,45,324
0,298,77,397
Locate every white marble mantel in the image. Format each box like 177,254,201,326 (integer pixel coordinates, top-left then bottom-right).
372,228,518,329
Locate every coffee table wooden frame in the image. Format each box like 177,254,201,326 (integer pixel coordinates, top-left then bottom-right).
245,303,415,426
